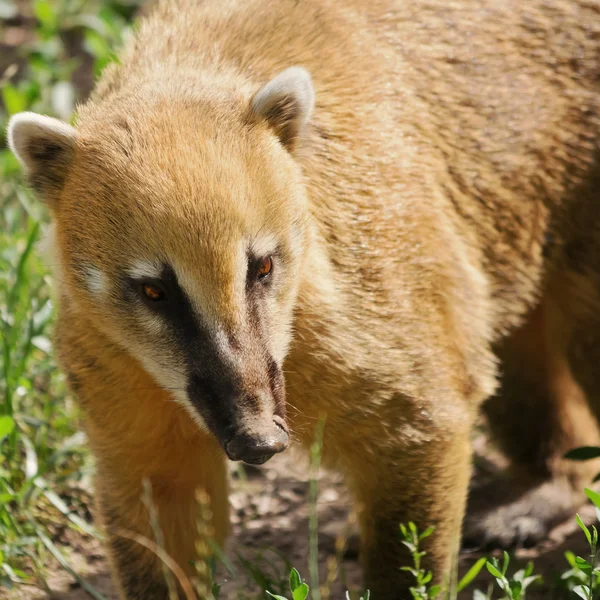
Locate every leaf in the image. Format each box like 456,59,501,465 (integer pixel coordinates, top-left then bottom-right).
401,541,416,553
33,0,57,31
473,590,489,600
577,514,592,545
575,556,591,567
289,568,301,592
575,556,592,575
496,578,511,594
565,447,600,461
510,579,522,592
266,594,288,600
67,513,98,538
419,526,435,541
585,488,600,510
573,585,591,600
211,582,221,599
486,562,503,579
292,583,309,600
1,85,27,116
514,568,525,583
31,336,52,354
560,568,579,581
502,551,510,576
0,416,15,443
21,436,38,480
44,489,70,514
457,557,487,592
522,575,541,591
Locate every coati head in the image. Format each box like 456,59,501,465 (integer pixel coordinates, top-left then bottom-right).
8,67,315,465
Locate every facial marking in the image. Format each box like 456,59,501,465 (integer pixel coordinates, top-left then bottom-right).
248,233,278,258
127,260,163,281
84,266,107,295
141,313,165,336
174,240,248,336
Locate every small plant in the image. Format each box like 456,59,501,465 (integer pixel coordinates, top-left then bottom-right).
400,522,442,600
474,552,540,600
565,488,600,600
561,548,600,599
398,521,543,600
398,522,490,600
265,567,372,600
267,568,310,600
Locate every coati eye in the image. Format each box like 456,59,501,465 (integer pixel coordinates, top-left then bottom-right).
141,282,167,302
257,256,273,280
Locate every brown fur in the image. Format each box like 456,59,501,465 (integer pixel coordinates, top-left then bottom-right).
8,0,600,597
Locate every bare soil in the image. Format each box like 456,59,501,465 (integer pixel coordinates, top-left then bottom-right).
2,441,595,600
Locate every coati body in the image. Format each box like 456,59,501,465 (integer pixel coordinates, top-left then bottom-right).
8,0,600,597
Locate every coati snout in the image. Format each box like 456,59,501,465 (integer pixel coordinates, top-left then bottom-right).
187,366,289,465
224,415,289,465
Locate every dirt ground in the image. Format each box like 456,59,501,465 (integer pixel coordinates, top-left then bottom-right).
2,437,596,600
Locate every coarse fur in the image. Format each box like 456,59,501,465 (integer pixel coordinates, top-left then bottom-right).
7,0,600,597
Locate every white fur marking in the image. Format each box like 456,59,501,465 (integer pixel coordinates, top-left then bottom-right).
7,112,77,171
141,313,165,336
134,355,210,433
84,267,106,295
252,66,315,131
127,260,163,280
249,233,278,258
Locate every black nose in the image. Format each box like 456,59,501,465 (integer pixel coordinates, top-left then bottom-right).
225,424,289,465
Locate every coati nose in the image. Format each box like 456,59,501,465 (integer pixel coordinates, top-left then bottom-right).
225,422,289,465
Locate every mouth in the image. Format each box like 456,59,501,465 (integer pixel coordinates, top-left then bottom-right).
224,417,290,464
240,454,277,466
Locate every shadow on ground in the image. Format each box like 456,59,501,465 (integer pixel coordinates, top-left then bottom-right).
5,446,595,600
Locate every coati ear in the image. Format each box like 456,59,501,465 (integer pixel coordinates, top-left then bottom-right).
7,112,77,204
250,66,314,151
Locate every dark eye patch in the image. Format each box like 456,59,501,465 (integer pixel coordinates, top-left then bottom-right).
123,264,190,317
120,263,217,361
246,246,281,290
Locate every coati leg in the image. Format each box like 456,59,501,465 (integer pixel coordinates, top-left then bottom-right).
91,430,229,600
338,405,474,599
57,319,230,600
464,272,600,549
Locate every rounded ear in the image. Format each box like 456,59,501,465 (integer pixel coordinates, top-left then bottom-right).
7,112,77,204
250,66,314,151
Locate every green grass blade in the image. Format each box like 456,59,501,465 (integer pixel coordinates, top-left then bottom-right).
457,557,487,592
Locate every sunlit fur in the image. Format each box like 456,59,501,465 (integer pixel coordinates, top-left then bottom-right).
8,0,600,597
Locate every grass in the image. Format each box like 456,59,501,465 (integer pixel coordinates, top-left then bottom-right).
0,0,139,593
1,1,600,598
